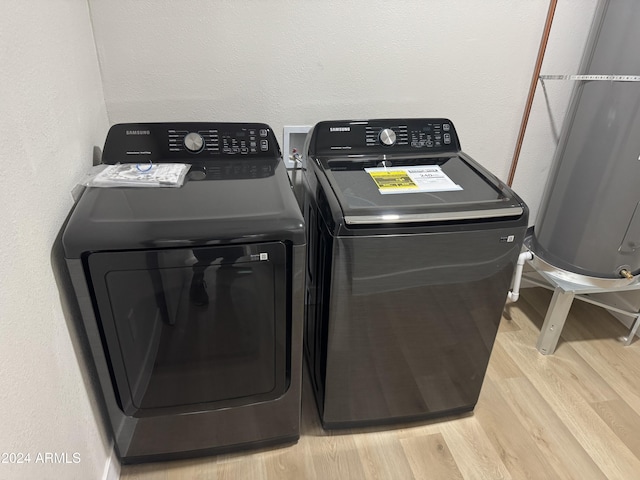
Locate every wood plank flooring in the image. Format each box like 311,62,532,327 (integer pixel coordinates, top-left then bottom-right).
120,287,640,479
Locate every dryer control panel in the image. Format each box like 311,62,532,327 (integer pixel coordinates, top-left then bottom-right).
307,118,461,157
102,122,280,164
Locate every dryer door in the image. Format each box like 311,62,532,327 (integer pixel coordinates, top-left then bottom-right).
87,242,289,417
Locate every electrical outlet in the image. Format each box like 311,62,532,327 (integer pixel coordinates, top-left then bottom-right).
283,125,312,169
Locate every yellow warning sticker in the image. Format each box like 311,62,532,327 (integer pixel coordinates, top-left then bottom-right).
368,170,419,191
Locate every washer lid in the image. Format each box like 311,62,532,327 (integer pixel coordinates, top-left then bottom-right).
320,154,524,225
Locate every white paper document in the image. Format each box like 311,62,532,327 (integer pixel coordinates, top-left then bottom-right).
88,163,190,188
364,165,463,194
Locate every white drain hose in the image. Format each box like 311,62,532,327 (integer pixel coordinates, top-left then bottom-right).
507,251,534,302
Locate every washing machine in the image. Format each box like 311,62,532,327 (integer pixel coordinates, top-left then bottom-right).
302,118,528,429
62,122,305,463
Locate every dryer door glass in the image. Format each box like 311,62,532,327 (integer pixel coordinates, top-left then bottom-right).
87,242,289,417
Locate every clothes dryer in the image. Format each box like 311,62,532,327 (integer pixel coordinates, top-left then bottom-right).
63,123,305,462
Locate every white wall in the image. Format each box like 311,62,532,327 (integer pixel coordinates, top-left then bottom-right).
0,1,110,479
90,0,596,220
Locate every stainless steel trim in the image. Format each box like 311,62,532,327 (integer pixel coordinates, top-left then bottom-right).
344,206,523,225
526,247,639,290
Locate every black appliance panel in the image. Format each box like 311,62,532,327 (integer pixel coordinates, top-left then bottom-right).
307,118,461,157
304,171,527,428
102,122,279,164
314,228,522,427
87,242,289,417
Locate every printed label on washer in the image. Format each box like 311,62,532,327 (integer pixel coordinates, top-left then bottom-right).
365,166,462,194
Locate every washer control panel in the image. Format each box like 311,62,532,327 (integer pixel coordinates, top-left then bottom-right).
102,122,279,164
309,118,460,157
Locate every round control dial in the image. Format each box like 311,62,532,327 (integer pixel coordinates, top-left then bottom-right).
184,132,204,153
379,128,397,146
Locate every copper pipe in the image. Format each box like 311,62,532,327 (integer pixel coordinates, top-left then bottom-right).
507,0,558,186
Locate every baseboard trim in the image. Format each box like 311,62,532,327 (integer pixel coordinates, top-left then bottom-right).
102,444,120,480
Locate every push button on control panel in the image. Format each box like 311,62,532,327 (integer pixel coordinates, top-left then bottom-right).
408,121,454,150
260,139,269,151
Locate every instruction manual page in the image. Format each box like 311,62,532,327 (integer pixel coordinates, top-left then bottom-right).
364,165,463,194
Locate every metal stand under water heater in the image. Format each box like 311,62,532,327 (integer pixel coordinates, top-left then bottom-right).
527,0,640,352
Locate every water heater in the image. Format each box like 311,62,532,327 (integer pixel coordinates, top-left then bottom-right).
531,0,640,280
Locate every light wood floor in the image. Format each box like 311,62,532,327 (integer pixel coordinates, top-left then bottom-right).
120,287,640,479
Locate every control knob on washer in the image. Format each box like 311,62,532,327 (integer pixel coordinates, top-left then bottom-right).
379,128,397,146
184,132,204,153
